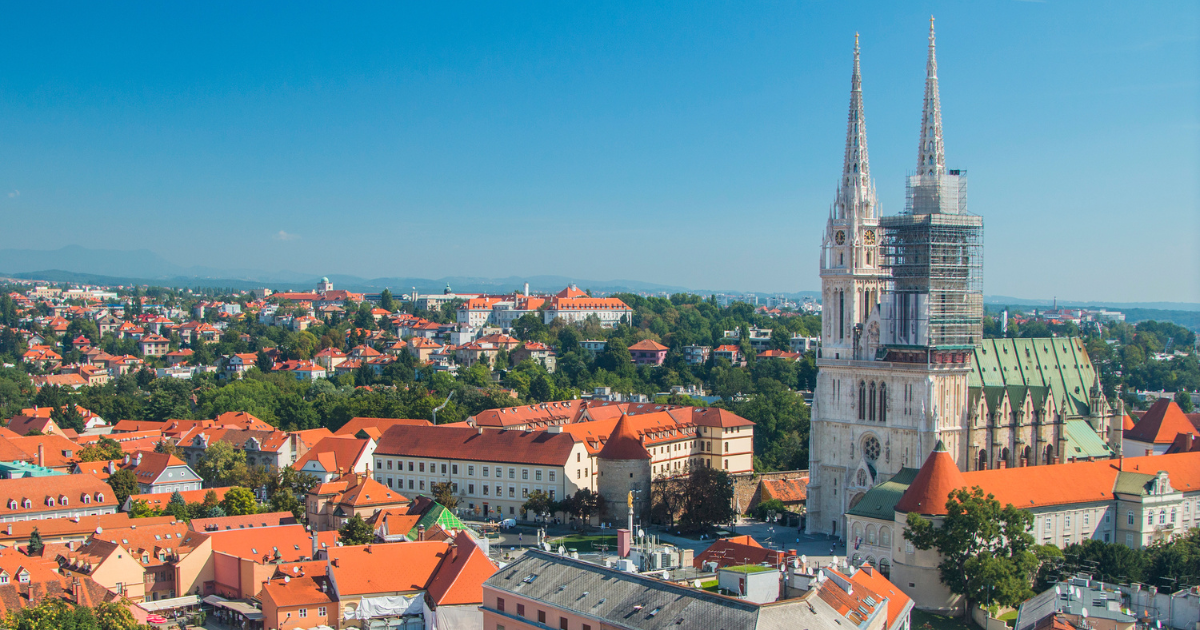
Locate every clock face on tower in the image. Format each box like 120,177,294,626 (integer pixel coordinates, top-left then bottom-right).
835,230,846,245
864,230,876,245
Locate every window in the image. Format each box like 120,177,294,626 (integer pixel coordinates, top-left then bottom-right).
386,460,392,470
318,607,326,617
299,609,308,619
509,468,516,479
535,470,542,481
560,618,569,630
17,572,28,584
469,484,475,494
538,611,546,623
452,464,458,474
522,488,529,498
1148,513,1154,525
1084,513,1089,527
1065,515,1070,528
483,466,489,477
420,481,425,490
408,479,414,489
0,574,8,585
1159,510,1166,525
441,464,447,474
549,471,556,482
858,381,866,420
1126,534,1134,546
483,485,489,496
468,466,474,476
420,463,425,472
497,597,505,612
522,469,529,480
1044,518,1052,532
408,461,414,471
1128,511,1134,526
516,604,524,616
509,487,515,498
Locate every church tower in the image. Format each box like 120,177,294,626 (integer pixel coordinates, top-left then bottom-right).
807,21,982,538
819,35,888,361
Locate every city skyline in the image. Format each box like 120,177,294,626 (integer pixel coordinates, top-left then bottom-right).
0,3,1195,302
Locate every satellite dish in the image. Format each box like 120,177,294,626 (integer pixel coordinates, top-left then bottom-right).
95,527,103,535
801,555,807,563
1081,609,1088,619
637,529,644,539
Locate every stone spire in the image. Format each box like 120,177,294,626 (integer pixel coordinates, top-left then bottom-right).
917,16,945,176
836,33,875,220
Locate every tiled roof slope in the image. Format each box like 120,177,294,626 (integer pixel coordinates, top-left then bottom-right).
1126,399,1194,444
597,414,651,460
375,425,577,466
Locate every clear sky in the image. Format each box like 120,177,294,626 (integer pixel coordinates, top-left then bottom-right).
0,2,1196,302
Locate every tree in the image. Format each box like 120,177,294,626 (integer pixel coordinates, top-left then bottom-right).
51,402,85,433
1176,390,1194,414
197,440,247,487
128,499,158,518
431,482,459,511
379,289,395,312
566,488,601,529
269,488,303,521
78,437,124,462
27,527,43,555
220,487,259,516
154,438,178,456
107,468,138,508
205,505,226,518
905,486,1039,614
680,467,735,531
651,476,687,526
268,466,319,503
339,514,374,545
522,490,554,521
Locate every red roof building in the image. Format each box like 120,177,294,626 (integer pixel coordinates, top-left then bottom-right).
1125,399,1197,455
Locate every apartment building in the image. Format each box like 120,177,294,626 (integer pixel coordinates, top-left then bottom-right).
373,426,589,520
0,474,117,522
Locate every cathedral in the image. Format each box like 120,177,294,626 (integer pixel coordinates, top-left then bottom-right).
805,21,1123,537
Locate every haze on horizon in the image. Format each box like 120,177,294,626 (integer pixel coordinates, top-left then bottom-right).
0,2,1195,303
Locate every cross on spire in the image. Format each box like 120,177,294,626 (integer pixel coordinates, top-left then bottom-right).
837,33,874,220
917,16,945,176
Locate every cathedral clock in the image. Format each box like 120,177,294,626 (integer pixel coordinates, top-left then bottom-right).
835,230,846,245
864,229,876,245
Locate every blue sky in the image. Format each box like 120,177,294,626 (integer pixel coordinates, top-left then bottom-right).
0,2,1196,302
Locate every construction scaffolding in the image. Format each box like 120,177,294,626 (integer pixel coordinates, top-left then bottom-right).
880,170,983,351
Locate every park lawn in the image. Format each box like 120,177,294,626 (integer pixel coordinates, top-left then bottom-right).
912,610,973,630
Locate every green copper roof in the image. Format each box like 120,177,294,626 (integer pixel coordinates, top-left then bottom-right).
970,337,1097,417
404,501,469,539
846,468,919,521
1063,419,1115,459
1113,471,1155,496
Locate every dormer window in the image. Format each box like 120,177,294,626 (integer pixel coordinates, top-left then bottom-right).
22,499,31,509
95,493,105,503
60,496,68,506
0,571,8,584
17,571,28,584
82,494,91,504
7,500,16,510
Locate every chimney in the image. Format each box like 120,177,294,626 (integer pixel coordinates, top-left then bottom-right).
312,531,319,559
36,444,44,468
135,452,143,467
450,543,458,562
417,525,425,541
1145,449,1152,457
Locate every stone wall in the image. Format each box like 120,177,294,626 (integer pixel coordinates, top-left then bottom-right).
731,469,809,515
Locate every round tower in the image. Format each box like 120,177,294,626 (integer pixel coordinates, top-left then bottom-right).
596,414,652,526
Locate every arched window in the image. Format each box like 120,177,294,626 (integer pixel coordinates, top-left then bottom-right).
858,382,866,420
853,523,862,542
879,383,887,423
880,527,891,547
1044,445,1054,466
863,437,881,462
868,382,876,421
95,493,105,503
6,500,15,510
45,497,54,507
1022,446,1032,466
879,557,891,577
1001,448,1011,468
856,469,868,487
867,526,877,545
977,449,988,471
82,494,91,504
59,496,67,507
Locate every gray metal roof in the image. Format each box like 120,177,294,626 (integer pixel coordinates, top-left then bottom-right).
486,550,838,630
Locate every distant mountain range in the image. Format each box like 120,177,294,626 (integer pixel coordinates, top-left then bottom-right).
0,246,1195,313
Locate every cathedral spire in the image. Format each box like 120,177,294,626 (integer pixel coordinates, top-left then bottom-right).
917,16,945,176
838,33,873,219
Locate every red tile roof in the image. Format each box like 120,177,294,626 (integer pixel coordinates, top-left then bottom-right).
425,531,497,605
760,477,808,503
208,524,337,563
0,475,116,518
333,417,432,439
375,425,578,466
327,540,452,596
260,575,335,608
894,441,967,515
693,536,785,570
597,414,651,460
190,511,297,532
1126,399,1195,444
627,339,668,352
128,487,232,511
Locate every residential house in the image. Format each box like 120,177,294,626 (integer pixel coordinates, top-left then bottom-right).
178,428,306,472
164,349,194,366
0,546,123,614
406,338,443,363
1124,399,1196,457
315,348,348,370
627,339,668,366
0,474,117,522
223,353,260,378
207,524,339,599
122,451,203,494
0,513,176,549
682,345,711,365
306,472,409,532
138,334,170,357
58,520,213,602
295,437,375,483
511,342,556,372
714,344,744,366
